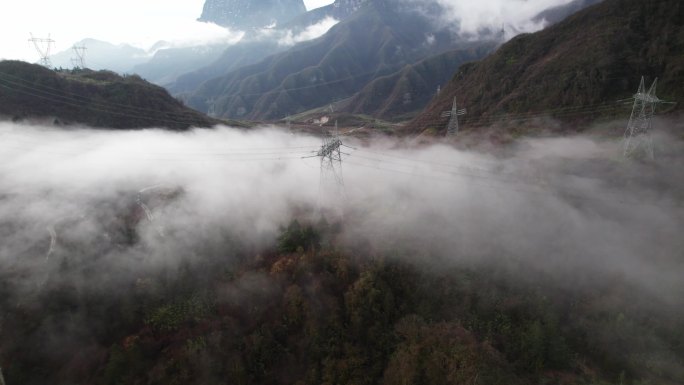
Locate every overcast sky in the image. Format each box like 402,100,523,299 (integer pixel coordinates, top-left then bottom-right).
0,0,574,63
305,0,336,9
0,0,335,62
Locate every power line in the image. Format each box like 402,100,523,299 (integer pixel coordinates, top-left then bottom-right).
3,136,318,154
414,99,636,130
233,26,656,122
348,152,541,187
1,131,681,211
344,156,684,211
0,79,210,127
411,41,684,131
5,40,681,129
0,71,212,123
0,142,314,162
209,25,632,119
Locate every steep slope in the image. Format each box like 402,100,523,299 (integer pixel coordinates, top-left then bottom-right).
168,40,287,95
533,0,604,25
336,0,602,121
409,0,684,134
198,0,307,29
167,0,356,96
132,44,228,86
0,61,218,129
185,0,494,120
341,44,497,120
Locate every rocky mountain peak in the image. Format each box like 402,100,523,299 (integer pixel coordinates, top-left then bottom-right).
198,0,307,29
331,0,371,17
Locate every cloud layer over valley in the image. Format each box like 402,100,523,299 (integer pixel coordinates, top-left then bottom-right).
0,120,682,307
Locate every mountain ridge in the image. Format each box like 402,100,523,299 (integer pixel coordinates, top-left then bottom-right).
0,61,219,130
340,44,498,120
185,0,498,120
408,0,684,135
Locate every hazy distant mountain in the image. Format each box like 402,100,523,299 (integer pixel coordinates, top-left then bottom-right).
48,38,149,73
0,61,218,129
198,0,307,29
184,0,499,120
408,0,684,135
132,44,228,86
168,0,364,96
169,40,287,94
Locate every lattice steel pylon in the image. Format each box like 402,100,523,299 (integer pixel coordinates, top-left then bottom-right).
307,121,348,215
441,96,467,136
71,45,87,69
623,77,664,160
28,33,55,68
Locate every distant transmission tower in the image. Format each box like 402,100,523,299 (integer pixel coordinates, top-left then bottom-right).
71,44,87,69
28,33,55,68
623,77,670,160
441,96,467,135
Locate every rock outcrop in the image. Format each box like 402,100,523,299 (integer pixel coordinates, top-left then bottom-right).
198,0,307,29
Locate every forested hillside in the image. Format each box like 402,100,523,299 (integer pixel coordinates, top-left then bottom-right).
0,61,218,129
409,0,684,134
2,215,682,385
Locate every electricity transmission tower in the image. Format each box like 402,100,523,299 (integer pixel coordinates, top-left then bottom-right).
71,45,87,69
28,33,55,68
441,96,467,135
306,121,349,214
623,77,670,160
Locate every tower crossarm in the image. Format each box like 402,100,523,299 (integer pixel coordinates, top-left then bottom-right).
317,138,342,158
634,93,661,103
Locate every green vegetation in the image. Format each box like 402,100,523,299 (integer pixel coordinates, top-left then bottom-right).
1,219,682,385
410,0,684,135
346,45,497,121
0,60,220,129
